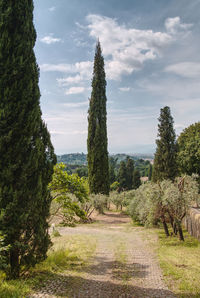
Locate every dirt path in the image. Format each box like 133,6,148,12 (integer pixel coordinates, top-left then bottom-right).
31,212,175,298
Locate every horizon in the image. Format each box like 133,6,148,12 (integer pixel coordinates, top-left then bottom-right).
56,152,154,157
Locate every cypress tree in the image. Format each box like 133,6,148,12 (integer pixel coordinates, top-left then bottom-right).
148,164,153,181
126,158,134,190
87,41,109,195
0,1,56,278
117,161,127,191
152,106,177,182
109,156,117,185
132,170,141,189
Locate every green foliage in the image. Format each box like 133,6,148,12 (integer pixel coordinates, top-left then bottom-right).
153,106,178,182
117,159,141,191
162,176,199,224
109,157,118,185
132,170,141,189
110,181,120,191
75,166,88,178
89,194,108,214
57,153,152,178
109,191,131,210
110,191,124,210
128,176,199,240
49,163,89,225
57,153,87,165
148,164,153,181
117,161,127,190
126,158,134,190
134,159,150,177
0,1,56,278
177,122,200,176
87,41,109,195
0,235,10,271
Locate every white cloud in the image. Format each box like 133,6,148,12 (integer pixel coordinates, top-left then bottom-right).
40,35,61,44
65,87,86,95
86,14,174,80
50,130,87,136
49,6,56,12
165,17,193,35
57,75,82,85
41,61,93,87
119,87,130,92
40,15,193,85
165,62,200,78
40,64,74,72
63,101,88,108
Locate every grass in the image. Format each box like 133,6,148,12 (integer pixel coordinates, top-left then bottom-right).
131,219,200,297
156,228,200,297
0,234,97,298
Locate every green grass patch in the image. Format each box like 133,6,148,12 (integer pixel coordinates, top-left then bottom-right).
156,228,200,297
0,234,97,298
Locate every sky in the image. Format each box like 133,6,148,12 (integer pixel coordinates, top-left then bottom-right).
33,0,200,155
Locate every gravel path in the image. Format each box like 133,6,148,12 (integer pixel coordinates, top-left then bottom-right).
31,212,175,298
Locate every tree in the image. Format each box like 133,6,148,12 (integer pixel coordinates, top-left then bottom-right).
75,166,88,178
0,1,56,278
49,163,89,225
117,161,127,191
109,156,118,185
126,158,134,190
177,122,200,176
87,41,109,195
132,170,141,189
152,106,178,182
148,164,153,181
162,176,199,241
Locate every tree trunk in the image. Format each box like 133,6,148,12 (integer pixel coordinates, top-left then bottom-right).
169,213,174,230
10,248,20,279
173,222,178,235
177,222,184,241
161,216,169,237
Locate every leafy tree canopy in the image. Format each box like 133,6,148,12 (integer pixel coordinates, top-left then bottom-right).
49,163,89,225
177,122,200,175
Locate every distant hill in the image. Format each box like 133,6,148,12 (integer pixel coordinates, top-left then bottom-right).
57,153,87,165
57,153,153,165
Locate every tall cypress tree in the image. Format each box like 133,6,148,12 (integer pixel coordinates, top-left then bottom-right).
126,158,134,190
148,164,153,181
117,161,127,191
87,41,109,195
152,106,177,182
132,169,141,189
109,156,117,185
0,1,56,278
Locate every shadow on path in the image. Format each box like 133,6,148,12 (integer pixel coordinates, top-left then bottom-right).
32,272,178,298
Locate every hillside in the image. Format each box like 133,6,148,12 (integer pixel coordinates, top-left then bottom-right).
56,153,154,177
57,153,153,165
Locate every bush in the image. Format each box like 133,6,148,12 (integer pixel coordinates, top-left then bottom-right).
90,194,108,214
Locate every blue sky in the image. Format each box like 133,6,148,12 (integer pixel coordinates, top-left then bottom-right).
33,0,200,154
